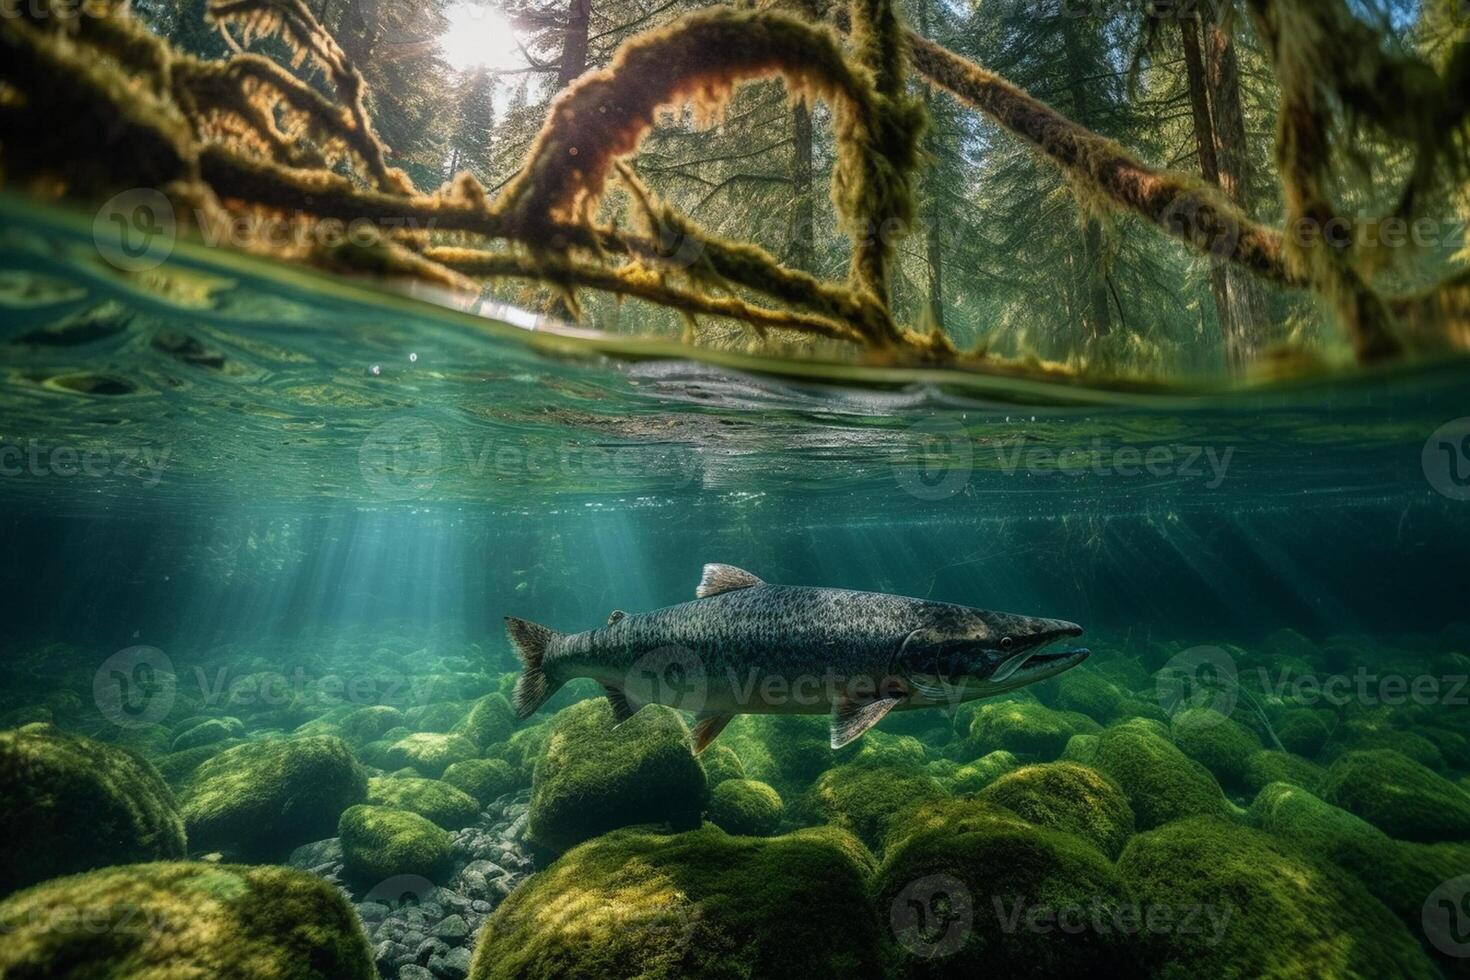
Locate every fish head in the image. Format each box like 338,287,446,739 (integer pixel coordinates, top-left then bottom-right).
894,608,1088,703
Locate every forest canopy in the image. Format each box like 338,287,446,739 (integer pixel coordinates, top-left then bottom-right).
0,0,1466,379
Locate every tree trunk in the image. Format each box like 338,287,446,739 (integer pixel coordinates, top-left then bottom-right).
787,102,814,271
1205,18,1273,367
558,0,592,88
1060,18,1112,339
1178,15,1236,353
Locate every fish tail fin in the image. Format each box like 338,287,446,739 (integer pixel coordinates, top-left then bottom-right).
505,616,564,719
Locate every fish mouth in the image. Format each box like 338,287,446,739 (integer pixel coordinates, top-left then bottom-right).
1012,644,1090,682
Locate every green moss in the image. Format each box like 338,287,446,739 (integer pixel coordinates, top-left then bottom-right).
1345,730,1446,770
948,749,1019,794
0,724,186,895
1052,670,1124,721
874,799,1135,975
339,804,453,883
527,699,706,853
1276,709,1332,757
179,735,366,860
1168,707,1262,788
442,758,519,805
708,779,784,836
171,717,245,751
487,721,551,781
383,732,478,777
1059,733,1099,765
802,761,948,851
469,824,882,980
366,776,480,829
461,693,516,748
403,701,471,734
1248,781,1393,875
1118,816,1436,977
154,741,238,786
339,705,405,745
1243,750,1326,794
1318,749,1470,842
701,744,746,787
0,861,374,979
1088,722,1230,830
976,762,1135,858
968,700,1099,759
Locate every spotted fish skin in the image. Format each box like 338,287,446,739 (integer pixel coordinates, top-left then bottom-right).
504,563,1087,750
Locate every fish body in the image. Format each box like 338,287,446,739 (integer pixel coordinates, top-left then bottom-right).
506,564,1088,750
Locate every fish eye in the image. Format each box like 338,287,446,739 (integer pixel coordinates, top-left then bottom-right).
1000,636,1014,651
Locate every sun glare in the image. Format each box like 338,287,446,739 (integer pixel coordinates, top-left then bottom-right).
440,2,522,74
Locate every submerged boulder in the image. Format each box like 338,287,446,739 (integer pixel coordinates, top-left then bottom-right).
1087,722,1230,830
707,778,784,836
170,717,245,752
179,735,366,860
802,761,948,851
1118,816,1436,977
1318,749,1470,842
0,861,374,979
0,724,186,895
875,799,1136,976
968,701,1098,759
527,699,705,853
442,758,519,806
1168,707,1262,788
1242,749,1325,794
975,762,1135,858
948,750,1019,794
460,693,516,748
339,804,453,884
383,732,478,777
469,825,882,980
366,776,480,830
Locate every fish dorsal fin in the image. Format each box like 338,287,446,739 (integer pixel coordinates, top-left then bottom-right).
690,711,734,754
990,650,1032,684
607,609,627,625
830,696,904,749
696,563,764,599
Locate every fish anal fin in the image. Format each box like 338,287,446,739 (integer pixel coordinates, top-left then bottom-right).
603,684,639,724
830,696,904,749
696,564,764,599
690,712,734,754
607,609,627,625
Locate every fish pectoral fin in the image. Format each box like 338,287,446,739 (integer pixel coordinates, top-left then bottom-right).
830,696,905,749
696,563,765,599
990,651,1032,684
607,609,627,625
603,684,640,725
690,711,734,754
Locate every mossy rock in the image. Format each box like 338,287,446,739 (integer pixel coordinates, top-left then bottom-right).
1276,709,1332,757
0,861,374,979
1088,723,1229,830
949,750,1018,794
0,724,186,895
383,732,477,777
701,744,746,787
487,722,551,781
708,779,784,836
527,699,706,853
171,717,245,752
968,701,1098,759
179,735,367,861
1248,781,1393,877
1318,750,1470,842
366,776,480,830
339,705,405,745
1108,697,1169,723
460,694,515,748
975,762,1135,858
154,742,237,786
403,701,471,734
1243,750,1325,794
1118,816,1436,977
803,761,949,851
339,804,452,884
1168,707,1262,788
850,731,928,768
1052,670,1124,721
469,824,882,980
1346,730,1446,770
442,758,519,806
874,799,1136,976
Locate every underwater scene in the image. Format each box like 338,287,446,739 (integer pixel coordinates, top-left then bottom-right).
3,0,1470,976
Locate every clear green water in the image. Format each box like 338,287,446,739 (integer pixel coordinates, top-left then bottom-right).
3,194,1470,977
